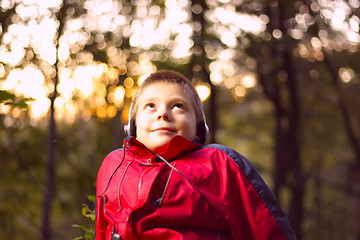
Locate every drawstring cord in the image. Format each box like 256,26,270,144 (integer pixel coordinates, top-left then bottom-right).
154,162,176,206
99,142,221,240
99,146,127,197
98,146,127,239
117,161,133,211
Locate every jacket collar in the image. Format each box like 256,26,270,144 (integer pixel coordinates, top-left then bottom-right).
124,135,201,161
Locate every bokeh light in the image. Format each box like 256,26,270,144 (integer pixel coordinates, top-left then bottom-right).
339,67,355,83
1,67,49,119
196,83,211,101
1,0,359,124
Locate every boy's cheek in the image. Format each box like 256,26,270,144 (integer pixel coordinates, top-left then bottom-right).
135,115,148,130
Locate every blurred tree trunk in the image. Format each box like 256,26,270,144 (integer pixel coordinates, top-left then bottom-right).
190,0,217,143
42,79,57,240
322,51,360,240
257,52,304,240
322,53,360,161
251,2,305,239
110,109,124,150
0,3,17,37
41,3,67,240
276,3,304,239
304,0,360,166
308,1,360,234
283,46,304,240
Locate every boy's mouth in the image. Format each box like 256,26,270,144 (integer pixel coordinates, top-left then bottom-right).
152,127,176,133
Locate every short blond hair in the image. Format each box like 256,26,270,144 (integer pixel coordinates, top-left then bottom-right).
130,70,205,124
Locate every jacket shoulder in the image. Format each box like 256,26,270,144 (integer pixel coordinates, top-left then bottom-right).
202,144,248,168
97,148,126,189
103,148,126,164
201,144,296,240
201,144,266,194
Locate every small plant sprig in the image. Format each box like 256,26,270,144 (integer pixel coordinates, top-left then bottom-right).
73,195,96,240
0,90,34,108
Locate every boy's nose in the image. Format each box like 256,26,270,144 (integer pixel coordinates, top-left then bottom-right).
157,107,170,121
157,112,170,121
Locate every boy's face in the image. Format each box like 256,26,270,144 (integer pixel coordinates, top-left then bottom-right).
135,81,197,152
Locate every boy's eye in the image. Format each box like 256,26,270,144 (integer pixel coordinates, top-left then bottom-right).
145,103,156,109
173,103,184,109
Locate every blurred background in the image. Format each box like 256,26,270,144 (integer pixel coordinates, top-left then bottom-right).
0,0,359,239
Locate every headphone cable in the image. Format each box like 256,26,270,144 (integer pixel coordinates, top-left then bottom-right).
98,146,127,238
99,145,221,240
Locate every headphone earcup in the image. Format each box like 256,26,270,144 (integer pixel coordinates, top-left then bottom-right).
196,121,208,145
124,118,136,137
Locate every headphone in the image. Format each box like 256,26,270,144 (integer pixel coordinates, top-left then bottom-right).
124,102,208,145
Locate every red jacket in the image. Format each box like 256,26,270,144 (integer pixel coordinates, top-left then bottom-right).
96,135,295,240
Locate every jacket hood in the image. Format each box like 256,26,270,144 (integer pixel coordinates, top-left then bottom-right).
124,135,201,161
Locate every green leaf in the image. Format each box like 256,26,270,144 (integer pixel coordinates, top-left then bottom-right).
87,195,96,203
0,90,15,102
12,99,29,108
81,206,88,216
84,213,95,221
1,90,35,108
73,224,87,230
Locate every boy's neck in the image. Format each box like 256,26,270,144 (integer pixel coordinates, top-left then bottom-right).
126,135,201,161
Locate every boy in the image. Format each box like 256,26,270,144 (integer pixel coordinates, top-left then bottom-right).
96,70,296,240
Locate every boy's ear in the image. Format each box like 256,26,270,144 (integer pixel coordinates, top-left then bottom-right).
196,121,208,145
124,118,136,137
124,102,136,137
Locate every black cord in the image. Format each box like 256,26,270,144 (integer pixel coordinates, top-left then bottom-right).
98,147,127,237
99,147,127,196
99,145,221,240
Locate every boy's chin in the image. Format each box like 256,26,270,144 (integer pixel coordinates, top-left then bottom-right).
146,135,178,153
149,138,173,153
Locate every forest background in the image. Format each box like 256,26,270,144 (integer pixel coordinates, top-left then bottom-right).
1,0,360,239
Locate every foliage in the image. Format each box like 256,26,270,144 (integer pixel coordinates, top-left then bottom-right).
73,196,96,240
0,0,359,240
0,90,34,108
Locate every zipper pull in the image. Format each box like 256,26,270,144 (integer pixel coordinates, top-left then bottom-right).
111,232,121,240
138,163,152,166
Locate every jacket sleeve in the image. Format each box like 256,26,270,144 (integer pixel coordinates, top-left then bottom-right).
95,158,108,240
207,144,296,240
95,148,126,240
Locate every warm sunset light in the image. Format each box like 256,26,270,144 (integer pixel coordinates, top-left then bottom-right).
1,1,360,240
196,83,211,101
1,67,49,119
1,0,359,123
